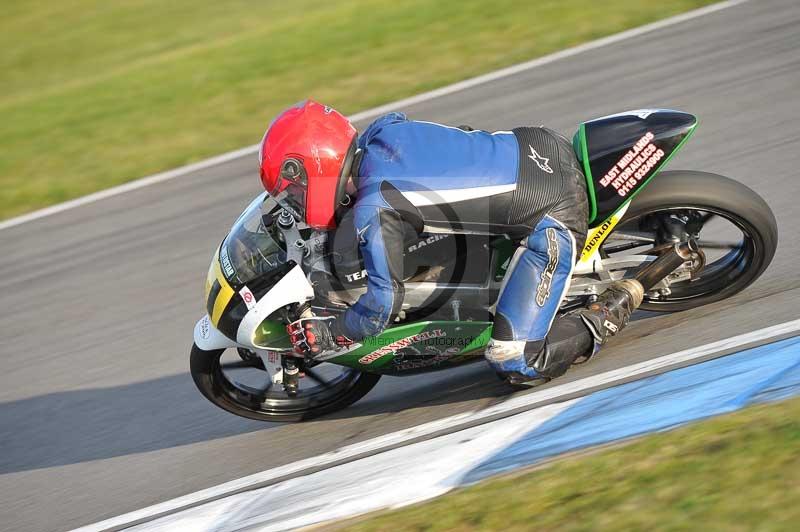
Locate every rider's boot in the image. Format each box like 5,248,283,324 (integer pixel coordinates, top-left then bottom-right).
486,279,644,385
575,278,644,355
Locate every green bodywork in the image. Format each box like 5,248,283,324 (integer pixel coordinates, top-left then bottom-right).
328,320,492,375
255,318,492,376
253,319,293,350
574,123,599,224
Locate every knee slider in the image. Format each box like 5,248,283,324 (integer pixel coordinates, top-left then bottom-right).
485,338,526,364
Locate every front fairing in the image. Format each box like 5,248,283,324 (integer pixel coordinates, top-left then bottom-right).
202,193,314,350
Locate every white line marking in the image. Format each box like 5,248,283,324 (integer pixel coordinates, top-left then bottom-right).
0,0,749,233
125,401,578,532
0,144,259,232
72,316,800,532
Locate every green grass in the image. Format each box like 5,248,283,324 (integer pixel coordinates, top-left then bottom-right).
0,0,716,220
343,396,800,531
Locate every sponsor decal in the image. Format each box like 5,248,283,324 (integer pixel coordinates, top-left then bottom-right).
528,145,554,174
580,212,624,262
599,131,665,197
407,234,449,252
200,316,211,340
536,228,559,306
239,286,257,310
583,219,613,256
267,352,280,364
220,247,235,278
346,235,451,282
392,347,453,371
345,269,368,283
358,329,446,365
603,320,619,334
323,105,334,114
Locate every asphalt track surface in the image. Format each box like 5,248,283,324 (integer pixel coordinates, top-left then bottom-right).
1,1,798,530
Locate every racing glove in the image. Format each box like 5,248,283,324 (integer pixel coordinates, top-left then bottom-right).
287,317,354,356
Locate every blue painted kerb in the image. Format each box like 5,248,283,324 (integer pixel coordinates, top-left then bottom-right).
464,336,800,483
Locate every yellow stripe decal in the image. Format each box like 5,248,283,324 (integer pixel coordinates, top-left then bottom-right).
579,211,624,263
205,255,216,302
210,256,235,326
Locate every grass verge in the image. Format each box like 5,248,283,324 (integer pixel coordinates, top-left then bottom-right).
343,396,800,531
0,0,717,220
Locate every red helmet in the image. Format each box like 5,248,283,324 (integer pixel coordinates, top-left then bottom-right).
259,100,358,230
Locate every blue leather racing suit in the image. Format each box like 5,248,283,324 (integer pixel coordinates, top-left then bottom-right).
334,113,588,380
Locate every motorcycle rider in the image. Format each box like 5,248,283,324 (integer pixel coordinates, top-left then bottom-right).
260,100,643,384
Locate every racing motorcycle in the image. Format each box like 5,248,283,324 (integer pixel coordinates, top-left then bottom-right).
190,109,778,422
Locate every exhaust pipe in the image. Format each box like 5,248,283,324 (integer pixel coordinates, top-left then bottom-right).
635,241,699,292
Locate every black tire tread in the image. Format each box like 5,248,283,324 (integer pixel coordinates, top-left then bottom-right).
190,344,381,422
622,170,778,311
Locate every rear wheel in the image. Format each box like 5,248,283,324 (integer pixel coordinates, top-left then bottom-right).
602,171,778,312
190,345,381,422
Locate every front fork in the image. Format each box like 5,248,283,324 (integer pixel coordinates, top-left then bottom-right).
279,304,314,397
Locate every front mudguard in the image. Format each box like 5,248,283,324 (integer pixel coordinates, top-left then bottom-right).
193,314,242,351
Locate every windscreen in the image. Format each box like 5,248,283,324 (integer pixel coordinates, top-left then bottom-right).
220,193,288,286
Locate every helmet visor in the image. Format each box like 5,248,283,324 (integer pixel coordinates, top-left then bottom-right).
270,178,306,220
268,158,307,220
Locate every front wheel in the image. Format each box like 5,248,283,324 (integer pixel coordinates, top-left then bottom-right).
190,345,381,422
603,171,778,312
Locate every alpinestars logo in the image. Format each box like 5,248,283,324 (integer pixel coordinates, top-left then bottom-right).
356,224,370,245
536,228,559,306
528,145,554,174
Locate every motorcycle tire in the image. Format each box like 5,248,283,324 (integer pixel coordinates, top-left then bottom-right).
190,344,381,422
612,170,778,312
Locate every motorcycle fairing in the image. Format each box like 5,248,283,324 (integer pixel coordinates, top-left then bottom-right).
194,314,239,351
205,245,236,329
573,109,697,226
319,320,492,375
236,264,314,347
201,193,318,347
199,260,314,350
